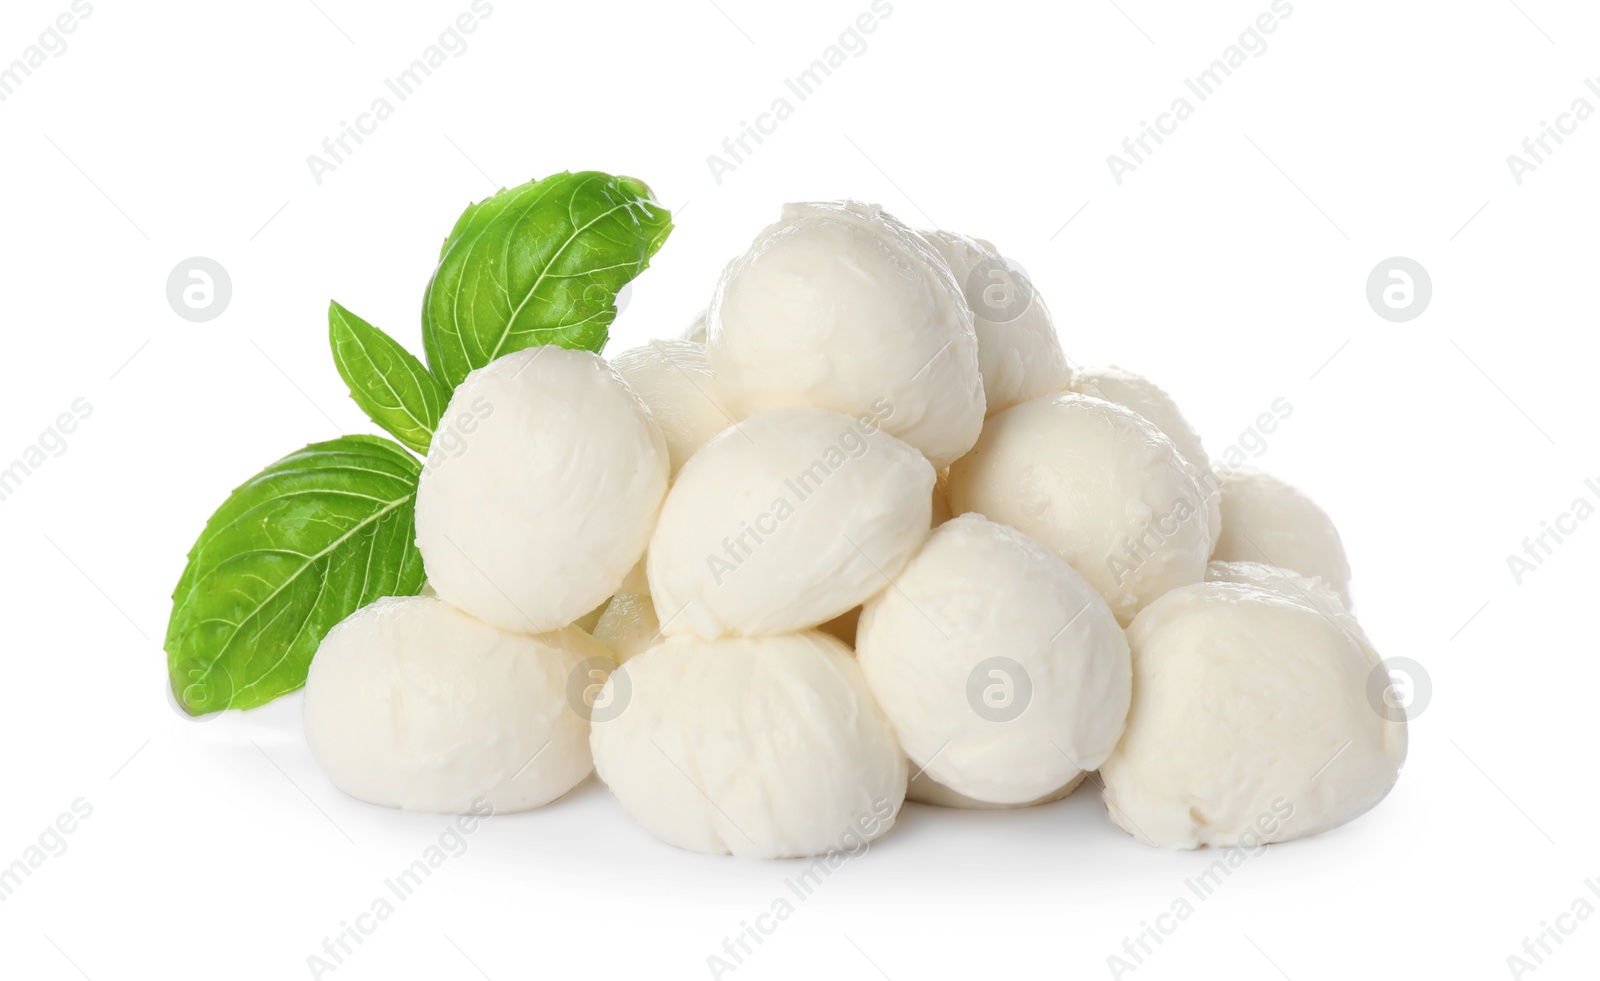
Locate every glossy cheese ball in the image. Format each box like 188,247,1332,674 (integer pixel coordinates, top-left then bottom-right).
304,596,603,813
590,631,907,858
648,406,934,639
707,200,985,469
415,346,669,633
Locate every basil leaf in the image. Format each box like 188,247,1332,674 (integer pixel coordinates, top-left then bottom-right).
328,300,449,455
165,435,425,715
421,171,673,388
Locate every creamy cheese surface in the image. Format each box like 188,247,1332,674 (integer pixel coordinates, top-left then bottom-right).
707,200,985,469
922,229,1069,416
648,405,934,639
610,339,734,476
415,347,669,633
590,631,908,858
1213,469,1352,604
1068,364,1221,549
947,392,1211,625
1099,579,1406,848
857,514,1131,804
304,596,603,814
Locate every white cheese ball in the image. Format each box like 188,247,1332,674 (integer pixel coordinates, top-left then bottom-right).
609,340,734,476
415,347,669,633
649,406,935,639
1099,580,1407,848
593,592,660,664
304,596,602,813
909,770,1086,810
922,229,1069,416
1068,365,1221,549
947,393,1211,625
590,632,908,858
857,514,1131,804
707,200,985,469
1213,469,1352,605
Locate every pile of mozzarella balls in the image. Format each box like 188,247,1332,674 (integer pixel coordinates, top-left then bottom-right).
303,200,1407,857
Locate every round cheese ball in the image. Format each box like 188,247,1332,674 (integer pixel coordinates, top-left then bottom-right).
1068,365,1221,548
590,632,908,858
857,514,1131,804
1213,469,1352,605
415,346,669,633
592,592,660,664
1099,580,1407,848
304,596,603,813
648,406,935,639
947,393,1212,625
909,770,1085,810
609,340,734,476
922,229,1069,416
706,200,985,469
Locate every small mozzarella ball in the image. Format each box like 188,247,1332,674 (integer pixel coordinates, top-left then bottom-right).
1213,470,1352,605
857,514,1131,804
649,406,935,639
304,596,602,813
681,309,707,344
593,592,660,664
947,393,1211,625
1099,580,1406,848
415,347,669,634
610,340,735,476
909,771,1086,810
707,200,984,469
1068,365,1221,548
590,632,907,858
922,229,1069,415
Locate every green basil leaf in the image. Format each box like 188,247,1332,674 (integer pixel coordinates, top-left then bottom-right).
421,171,673,388
165,435,425,715
328,300,449,455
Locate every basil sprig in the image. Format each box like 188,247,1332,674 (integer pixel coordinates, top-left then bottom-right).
166,172,671,714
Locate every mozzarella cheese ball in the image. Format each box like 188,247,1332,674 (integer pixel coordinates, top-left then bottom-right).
415,347,669,633
857,514,1131,804
304,596,602,813
1068,365,1221,549
590,632,908,858
609,340,734,476
707,200,985,469
947,393,1211,625
922,229,1069,416
593,592,660,664
648,406,935,639
1213,469,1352,605
909,770,1085,810
1099,580,1406,848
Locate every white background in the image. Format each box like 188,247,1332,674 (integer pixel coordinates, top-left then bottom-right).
1,0,1597,978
